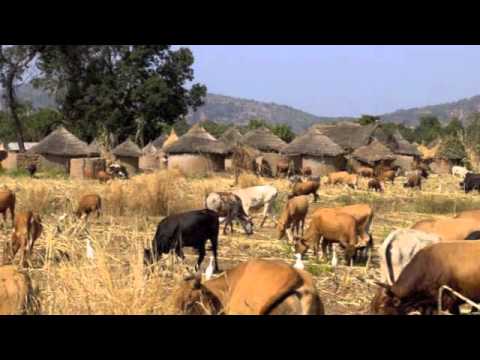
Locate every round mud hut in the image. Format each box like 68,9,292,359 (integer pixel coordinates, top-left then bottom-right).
281,129,346,176
139,142,162,172
220,127,244,171
112,139,143,175
386,131,421,172
164,124,228,176
351,139,395,171
28,126,90,173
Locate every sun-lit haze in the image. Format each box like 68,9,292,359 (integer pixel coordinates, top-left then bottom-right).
180,45,480,117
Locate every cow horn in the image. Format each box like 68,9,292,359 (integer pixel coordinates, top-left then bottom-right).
373,281,390,290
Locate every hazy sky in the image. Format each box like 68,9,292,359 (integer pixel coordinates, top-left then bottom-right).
181,45,480,117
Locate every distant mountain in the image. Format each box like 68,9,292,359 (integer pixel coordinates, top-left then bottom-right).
0,83,57,110
187,93,354,133
381,95,480,126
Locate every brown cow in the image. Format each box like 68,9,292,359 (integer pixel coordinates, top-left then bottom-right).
3,211,43,268
411,217,480,241
294,209,358,265
290,179,320,202
371,241,480,315
302,167,312,177
96,170,112,183
276,158,294,178
455,209,480,222
404,174,422,190
378,169,396,184
75,194,102,219
326,171,358,189
277,195,309,241
0,189,15,227
357,166,374,178
0,265,34,315
368,178,384,192
174,259,325,315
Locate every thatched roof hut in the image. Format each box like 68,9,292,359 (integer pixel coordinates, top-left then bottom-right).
313,122,378,152
351,139,395,166
387,131,420,157
112,139,142,174
242,127,287,153
281,129,346,176
87,140,101,157
161,129,179,150
165,124,228,176
220,127,243,146
152,134,167,149
142,142,158,155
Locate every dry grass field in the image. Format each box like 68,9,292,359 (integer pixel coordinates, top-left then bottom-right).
1,169,479,315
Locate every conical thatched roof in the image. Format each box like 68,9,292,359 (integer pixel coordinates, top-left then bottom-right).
152,134,167,149
112,139,142,158
242,127,287,153
313,122,378,151
142,142,158,155
281,128,345,157
165,124,228,155
87,140,101,157
162,129,179,150
390,131,420,156
352,139,395,165
29,126,90,156
220,127,243,145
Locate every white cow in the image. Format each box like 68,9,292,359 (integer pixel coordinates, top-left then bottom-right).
452,166,470,178
232,185,278,228
379,229,441,285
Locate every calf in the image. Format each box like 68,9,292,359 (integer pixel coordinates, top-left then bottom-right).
174,259,324,315
144,209,220,273
357,166,374,178
0,265,33,315
75,194,102,219
205,192,253,235
232,185,278,228
0,189,15,227
452,165,470,178
327,171,358,189
26,163,37,178
371,241,480,315
368,178,384,192
290,179,320,202
461,172,480,193
411,217,480,241
277,195,309,242
294,209,358,265
378,169,396,184
403,174,422,190
379,229,441,285
3,211,43,268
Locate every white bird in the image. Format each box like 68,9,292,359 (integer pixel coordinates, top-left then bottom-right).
86,238,95,260
205,256,214,280
331,244,338,268
294,253,304,270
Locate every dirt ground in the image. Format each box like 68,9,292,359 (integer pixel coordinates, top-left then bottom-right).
0,170,478,315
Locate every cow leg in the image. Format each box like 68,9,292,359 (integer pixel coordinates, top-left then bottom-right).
10,206,14,226
210,233,221,273
259,203,270,228
320,238,328,262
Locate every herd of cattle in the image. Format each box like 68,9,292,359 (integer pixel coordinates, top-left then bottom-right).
2,162,480,315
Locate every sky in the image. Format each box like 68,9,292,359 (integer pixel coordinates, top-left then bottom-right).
180,45,480,118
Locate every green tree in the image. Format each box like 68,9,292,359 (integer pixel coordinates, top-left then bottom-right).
414,115,443,145
465,112,480,154
358,114,380,126
247,118,270,130
271,124,295,143
438,135,467,164
202,120,229,138
172,117,191,136
34,45,206,146
443,117,464,138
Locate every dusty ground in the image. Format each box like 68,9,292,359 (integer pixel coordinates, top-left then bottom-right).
0,169,478,315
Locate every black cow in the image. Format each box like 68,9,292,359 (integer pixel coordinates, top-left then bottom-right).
26,163,37,178
461,173,480,193
144,209,220,273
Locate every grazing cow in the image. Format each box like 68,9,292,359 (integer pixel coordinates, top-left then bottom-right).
371,241,480,315
0,265,33,315
294,209,358,265
75,194,102,219
205,192,253,235
378,169,396,184
232,185,278,228
0,189,15,227
26,163,37,178
96,170,112,183
289,179,320,202
3,211,43,268
357,166,374,178
379,229,441,285
277,195,309,241
452,166,470,178
144,209,220,273
461,172,480,193
403,174,422,190
411,217,480,242
368,178,384,192
326,171,358,189
174,259,325,315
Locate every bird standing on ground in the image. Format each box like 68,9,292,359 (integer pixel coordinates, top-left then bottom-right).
86,238,95,260
205,256,214,280
331,244,338,268
294,253,304,270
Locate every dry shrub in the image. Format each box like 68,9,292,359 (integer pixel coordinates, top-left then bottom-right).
238,173,261,188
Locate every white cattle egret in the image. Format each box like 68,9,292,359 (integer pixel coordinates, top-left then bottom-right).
331,245,338,268
294,253,304,270
86,238,95,260
205,256,214,280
